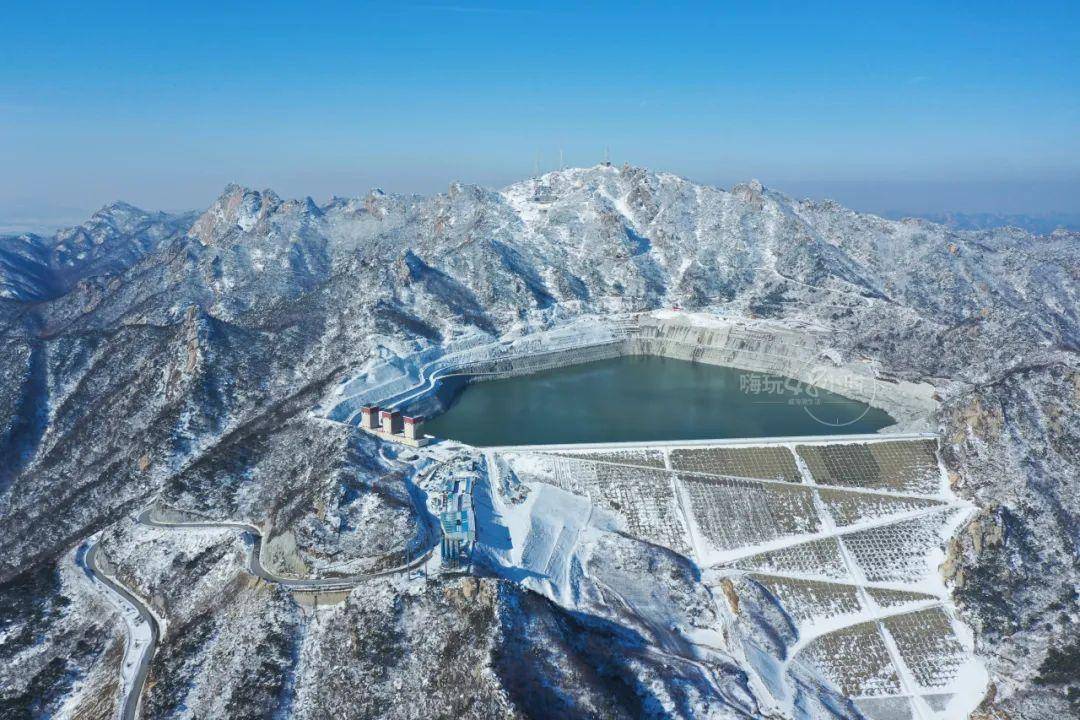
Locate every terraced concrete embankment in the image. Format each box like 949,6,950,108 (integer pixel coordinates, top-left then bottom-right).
625,316,937,426
328,312,937,429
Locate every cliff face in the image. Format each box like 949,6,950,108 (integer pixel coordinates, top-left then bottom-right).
0,165,1076,718
940,363,1080,717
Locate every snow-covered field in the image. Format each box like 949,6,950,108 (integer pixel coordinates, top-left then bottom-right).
479,435,987,720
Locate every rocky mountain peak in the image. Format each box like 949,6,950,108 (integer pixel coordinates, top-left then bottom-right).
87,200,151,227
0,200,195,301
731,178,766,207
189,185,284,246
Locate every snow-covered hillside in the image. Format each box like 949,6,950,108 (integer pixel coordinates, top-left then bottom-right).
0,164,1076,719
0,202,196,302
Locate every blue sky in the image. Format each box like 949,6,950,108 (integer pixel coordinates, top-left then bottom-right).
2,1,1078,229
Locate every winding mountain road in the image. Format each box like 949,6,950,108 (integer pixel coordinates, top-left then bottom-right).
76,542,159,720
137,506,435,590
75,457,442,718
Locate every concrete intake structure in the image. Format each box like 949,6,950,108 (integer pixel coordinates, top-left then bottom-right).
360,405,380,430
403,415,424,440
360,408,430,446
380,410,404,435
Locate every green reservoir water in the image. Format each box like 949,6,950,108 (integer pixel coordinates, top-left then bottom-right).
422,355,894,446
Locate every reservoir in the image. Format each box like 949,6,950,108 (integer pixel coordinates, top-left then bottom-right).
422,355,894,446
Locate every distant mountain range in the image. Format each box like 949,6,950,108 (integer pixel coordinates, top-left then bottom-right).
0,203,196,301
884,210,1080,234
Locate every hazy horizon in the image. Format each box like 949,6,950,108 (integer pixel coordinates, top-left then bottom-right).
4,166,1080,236
3,2,1078,231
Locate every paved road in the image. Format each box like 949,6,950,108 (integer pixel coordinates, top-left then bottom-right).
78,543,158,720
138,507,434,590
78,460,441,718
488,430,937,452
137,461,442,591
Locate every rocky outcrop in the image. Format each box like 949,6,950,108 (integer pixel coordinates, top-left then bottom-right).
940,362,1080,719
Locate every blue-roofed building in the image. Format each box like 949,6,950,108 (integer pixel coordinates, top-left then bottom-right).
438,469,476,567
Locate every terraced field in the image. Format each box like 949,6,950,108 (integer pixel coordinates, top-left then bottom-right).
496,436,981,720
591,464,691,554
550,448,667,468
730,535,850,580
796,439,943,495
883,608,970,692
800,620,903,697
749,574,862,624
670,445,803,482
681,476,821,552
817,487,946,529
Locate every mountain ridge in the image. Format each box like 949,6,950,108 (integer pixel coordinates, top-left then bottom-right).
0,201,197,302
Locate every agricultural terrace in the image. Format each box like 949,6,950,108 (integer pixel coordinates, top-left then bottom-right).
494,436,981,720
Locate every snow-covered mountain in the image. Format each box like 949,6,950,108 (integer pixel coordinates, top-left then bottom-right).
0,202,195,302
0,164,1076,719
